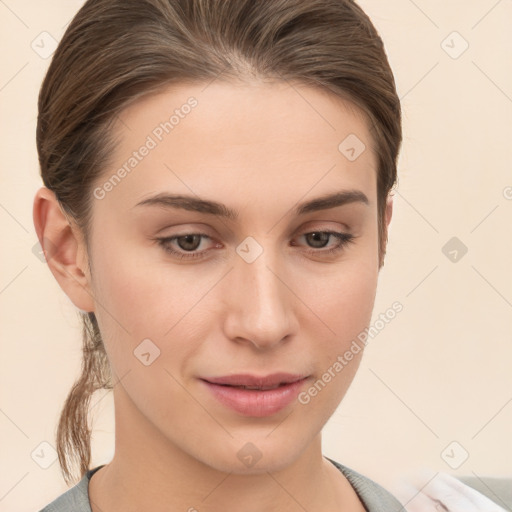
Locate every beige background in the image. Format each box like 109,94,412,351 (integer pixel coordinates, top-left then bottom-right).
1,1,511,510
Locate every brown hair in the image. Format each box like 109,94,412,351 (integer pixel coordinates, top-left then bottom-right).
36,0,402,485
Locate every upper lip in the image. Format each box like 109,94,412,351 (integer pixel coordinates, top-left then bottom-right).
202,373,307,388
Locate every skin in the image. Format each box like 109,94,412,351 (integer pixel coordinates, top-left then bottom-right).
34,79,393,511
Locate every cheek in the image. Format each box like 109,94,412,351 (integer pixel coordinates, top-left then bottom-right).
92,242,199,330
308,252,379,342
88,252,207,424
299,250,379,390
89,243,220,375
294,262,378,416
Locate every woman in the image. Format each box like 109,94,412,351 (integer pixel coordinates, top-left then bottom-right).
33,0,404,510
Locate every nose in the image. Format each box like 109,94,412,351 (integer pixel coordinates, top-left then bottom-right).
222,245,297,350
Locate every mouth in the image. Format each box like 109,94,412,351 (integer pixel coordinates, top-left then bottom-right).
203,372,307,388
218,383,289,390
200,373,309,417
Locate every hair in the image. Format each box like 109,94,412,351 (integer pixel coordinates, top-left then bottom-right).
36,0,402,485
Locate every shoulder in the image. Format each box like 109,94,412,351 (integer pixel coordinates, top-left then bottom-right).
38,466,104,512
327,458,405,512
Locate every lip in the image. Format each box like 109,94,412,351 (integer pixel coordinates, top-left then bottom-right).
200,373,309,417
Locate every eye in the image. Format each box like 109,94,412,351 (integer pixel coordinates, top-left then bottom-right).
292,230,356,257
155,233,218,260
154,230,356,261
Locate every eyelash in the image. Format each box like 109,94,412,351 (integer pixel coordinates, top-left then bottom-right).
154,230,356,261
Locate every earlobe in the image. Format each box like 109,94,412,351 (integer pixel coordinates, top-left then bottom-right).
32,187,95,312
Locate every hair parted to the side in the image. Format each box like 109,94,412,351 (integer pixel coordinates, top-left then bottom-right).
36,0,402,485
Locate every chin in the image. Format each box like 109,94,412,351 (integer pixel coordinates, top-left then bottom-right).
194,428,315,476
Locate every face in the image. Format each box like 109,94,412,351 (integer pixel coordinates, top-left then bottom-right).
85,80,383,474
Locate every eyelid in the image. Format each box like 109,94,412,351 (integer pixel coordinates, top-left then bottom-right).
153,222,351,245
295,219,352,234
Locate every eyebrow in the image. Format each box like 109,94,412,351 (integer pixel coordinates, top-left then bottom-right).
133,189,369,220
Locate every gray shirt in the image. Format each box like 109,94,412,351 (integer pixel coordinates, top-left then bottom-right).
38,458,404,511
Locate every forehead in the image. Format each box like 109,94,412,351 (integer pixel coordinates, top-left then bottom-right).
95,80,377,215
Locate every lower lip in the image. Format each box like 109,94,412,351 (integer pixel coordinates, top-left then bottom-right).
202,378,308,417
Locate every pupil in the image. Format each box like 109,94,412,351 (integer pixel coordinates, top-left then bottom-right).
178,235,201,251
307,232,329,248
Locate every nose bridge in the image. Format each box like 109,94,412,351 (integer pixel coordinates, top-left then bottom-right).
224,240,295,347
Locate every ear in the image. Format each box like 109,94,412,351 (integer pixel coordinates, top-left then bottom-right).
378,193,394,269
385,193,393,229
33,187,95,312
